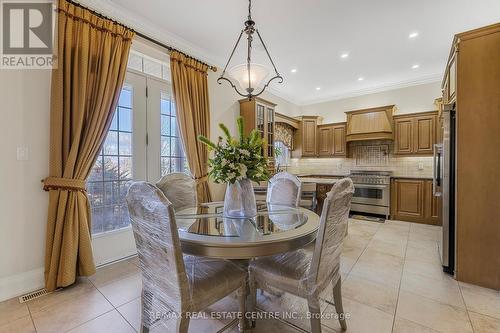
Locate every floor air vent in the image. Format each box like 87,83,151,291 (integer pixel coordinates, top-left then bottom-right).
18,288,51,303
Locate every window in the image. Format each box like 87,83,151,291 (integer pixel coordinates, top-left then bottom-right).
88,50,189,237
274,141,291,168
160,92,189,176
87,86,133,234
127,50,171,81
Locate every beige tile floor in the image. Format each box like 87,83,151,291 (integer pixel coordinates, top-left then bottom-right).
1,219,500,333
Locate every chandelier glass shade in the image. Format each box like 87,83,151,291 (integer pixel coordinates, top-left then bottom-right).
218,0,283,99
228,63,270,91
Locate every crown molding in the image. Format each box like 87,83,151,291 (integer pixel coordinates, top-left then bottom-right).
298,73,443,106
75,0,221,68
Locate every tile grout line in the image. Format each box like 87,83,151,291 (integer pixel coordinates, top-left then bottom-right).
62,308,117,333
457,281,476,333
84,276,137,332
26,300,38,333
115,297,141,333
392,223,461,333
389,221,411,333
58,276,118,333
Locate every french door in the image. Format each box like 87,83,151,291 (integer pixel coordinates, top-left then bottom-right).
89,71,185,266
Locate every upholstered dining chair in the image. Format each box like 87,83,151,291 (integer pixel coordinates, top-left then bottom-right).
266,172,302,207
126,182,247,333
156,172,197,211
249,178,354,332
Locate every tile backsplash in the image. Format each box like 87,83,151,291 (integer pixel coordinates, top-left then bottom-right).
285,155,433,178
283,141,434,178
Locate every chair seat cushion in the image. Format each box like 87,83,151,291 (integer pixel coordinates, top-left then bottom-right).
250,244,314,297
183,255,246,310
250,243,341,298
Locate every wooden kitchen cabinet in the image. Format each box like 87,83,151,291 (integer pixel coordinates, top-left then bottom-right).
391,179,425,222
239,97,276,169
292,116,320,158
391,178,442,225
394,111,438,155
424,180,442,225
394,117,414,154
332,123,347,156
317,122,347,157
317,125,333,157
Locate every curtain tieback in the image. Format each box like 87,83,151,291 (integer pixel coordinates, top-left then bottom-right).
42,177,87,192
194,174,209,183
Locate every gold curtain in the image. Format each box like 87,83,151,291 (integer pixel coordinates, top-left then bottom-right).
42,0,134,291
170,51,212,203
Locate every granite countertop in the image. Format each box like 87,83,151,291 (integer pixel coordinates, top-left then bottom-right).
296,173,349,178
298,177,340,184
391,174,433,180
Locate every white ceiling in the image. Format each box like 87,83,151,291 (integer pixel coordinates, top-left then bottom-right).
95,0,500,105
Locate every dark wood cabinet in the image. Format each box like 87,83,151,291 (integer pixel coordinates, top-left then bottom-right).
391,178,442,225
394,111,438,156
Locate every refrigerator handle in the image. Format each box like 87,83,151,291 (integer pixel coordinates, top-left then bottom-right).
433,144,441,195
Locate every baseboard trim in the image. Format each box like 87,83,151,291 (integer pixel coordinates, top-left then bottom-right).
0,267,45,302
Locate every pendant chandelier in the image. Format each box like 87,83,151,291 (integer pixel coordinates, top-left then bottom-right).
218,0,283,99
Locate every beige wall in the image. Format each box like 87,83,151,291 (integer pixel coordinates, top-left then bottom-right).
0,70,51,300
300,81,442,123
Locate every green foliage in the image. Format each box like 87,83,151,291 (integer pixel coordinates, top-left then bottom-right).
197,117,271,184
237,117,244,143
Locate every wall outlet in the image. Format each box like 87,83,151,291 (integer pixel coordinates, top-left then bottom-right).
337,162,343,170
418,162,424,170
17,146,29,161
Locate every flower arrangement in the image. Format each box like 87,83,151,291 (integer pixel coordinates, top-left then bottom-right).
198,117,271,184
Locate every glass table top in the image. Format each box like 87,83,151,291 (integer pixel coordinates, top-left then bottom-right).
175,204,308,237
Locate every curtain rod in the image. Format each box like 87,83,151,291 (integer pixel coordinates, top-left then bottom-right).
66,0,218,72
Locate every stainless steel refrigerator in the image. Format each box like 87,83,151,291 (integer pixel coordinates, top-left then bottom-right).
433,104,456,275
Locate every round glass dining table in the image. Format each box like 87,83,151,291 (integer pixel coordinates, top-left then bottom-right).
175,203,320,259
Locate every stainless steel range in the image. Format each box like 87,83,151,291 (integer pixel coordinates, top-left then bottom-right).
348,170,392,219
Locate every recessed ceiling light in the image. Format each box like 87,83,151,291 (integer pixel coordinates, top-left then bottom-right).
315,87,321,91
291,68,297,73
409,32,419,39
412,64,420,69
357,77,364,81
340,53,349,59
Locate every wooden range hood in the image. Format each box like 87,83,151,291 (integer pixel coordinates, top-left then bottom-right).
345,105,396,142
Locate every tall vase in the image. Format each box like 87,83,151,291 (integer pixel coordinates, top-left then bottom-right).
224,178,257,218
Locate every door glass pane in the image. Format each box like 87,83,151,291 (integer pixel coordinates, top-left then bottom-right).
88,86,134,235
160,92,189,176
